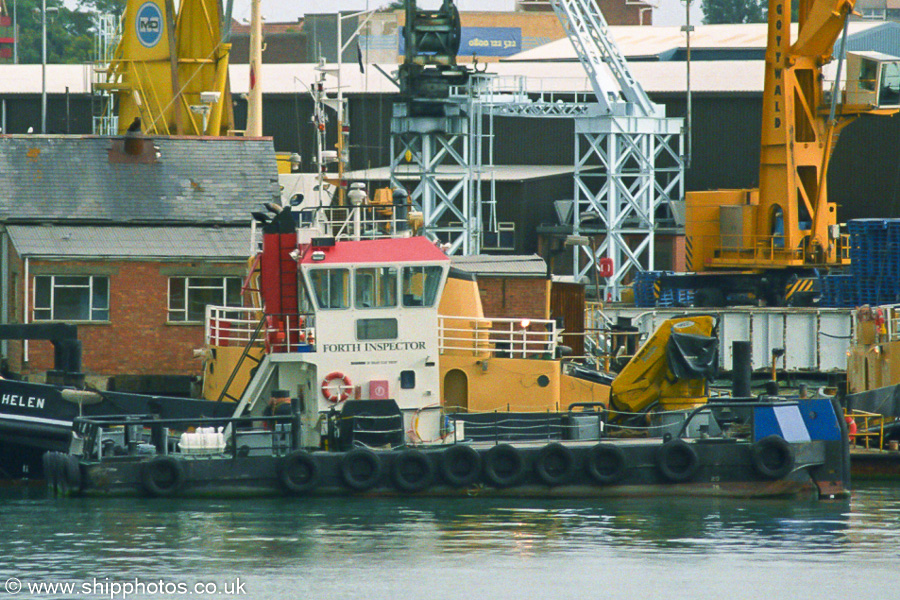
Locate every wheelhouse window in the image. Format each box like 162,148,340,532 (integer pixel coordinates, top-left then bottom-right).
355,267,398,309
33,275,109,322
357,318,398,340
168,276,242,322
402,266,443,307
879,62,900,106
309,268,349,309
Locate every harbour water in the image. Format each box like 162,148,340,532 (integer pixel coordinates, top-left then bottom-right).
1,482,899,599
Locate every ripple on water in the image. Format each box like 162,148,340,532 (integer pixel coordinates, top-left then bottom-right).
1,483,900,597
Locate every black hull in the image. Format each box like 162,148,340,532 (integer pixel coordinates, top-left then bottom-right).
65,439,846,500
0,379,235,479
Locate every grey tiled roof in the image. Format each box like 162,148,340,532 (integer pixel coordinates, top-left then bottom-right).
0,135,281,224
6,225,251,260
450,254,548,277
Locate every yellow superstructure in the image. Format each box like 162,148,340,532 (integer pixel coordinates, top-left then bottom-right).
437,274,610,413
96,0,234,136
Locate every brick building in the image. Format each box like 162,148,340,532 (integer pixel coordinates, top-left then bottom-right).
450,254,551,321
449,254,587,355
0,135,281,392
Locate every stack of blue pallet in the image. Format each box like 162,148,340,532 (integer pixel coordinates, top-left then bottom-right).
820,219,900,307
633,271,694,307
633,271,661,307
819,273,857,308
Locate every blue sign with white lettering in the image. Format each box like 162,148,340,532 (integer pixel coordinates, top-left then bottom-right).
399,27,522,58
135,2,163,49
460,27,522,57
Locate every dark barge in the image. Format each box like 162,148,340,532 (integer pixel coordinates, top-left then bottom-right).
47,397,851,499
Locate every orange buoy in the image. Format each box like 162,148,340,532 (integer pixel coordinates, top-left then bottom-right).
845,416,857,443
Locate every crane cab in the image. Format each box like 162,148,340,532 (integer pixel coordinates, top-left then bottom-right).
845,51,900,109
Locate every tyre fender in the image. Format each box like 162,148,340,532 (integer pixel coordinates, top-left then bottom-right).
656,439,700,483
750,435,795,480
585,443,627,485
534,443,575,486
140,456,185,497
62,454,82,493
440,445,481,487
391,449,435,493
340,448,383,491
483,444,525,488
279,450,320,495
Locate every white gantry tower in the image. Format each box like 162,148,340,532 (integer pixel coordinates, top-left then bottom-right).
390,0,683,299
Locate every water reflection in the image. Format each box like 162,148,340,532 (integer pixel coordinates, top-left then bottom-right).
1,484,899,597
0,494,856,562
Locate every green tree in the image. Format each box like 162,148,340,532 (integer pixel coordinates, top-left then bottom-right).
76,0,125,18
701,0,766,24
12,0,124,64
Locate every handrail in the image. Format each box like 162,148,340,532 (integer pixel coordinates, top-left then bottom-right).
214,315,266,403
205,306,315,353
845,409,886,450
299,205,415,241
711,232,851,264
438,315,558,358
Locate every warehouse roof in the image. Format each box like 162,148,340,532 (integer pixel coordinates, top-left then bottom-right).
344,164,584,182
5,225,251,260
450,254,548,278
503,21,892,62
0,135,281,224
1,21,897,99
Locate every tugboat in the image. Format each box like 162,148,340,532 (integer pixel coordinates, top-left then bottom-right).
49,198,851,499
0,324,236,481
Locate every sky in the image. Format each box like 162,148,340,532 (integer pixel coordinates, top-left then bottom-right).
56,0,703,28
228,1,517,23
226,0,704,27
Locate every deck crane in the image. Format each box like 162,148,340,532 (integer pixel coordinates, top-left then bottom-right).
672,0,900,306
548,0,684,300
94,0,234,136
389,0,681,282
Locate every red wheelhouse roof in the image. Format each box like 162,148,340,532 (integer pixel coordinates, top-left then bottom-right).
300,236,449,265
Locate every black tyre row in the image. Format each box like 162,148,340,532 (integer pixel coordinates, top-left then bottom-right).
130,436,795,497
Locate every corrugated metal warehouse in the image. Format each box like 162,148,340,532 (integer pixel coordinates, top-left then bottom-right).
2,21,900,240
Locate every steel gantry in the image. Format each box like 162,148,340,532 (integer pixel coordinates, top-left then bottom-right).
389,0,684,299
389,73,503,256
549,0,684,300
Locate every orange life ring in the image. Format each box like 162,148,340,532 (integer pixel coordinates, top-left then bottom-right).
322,372,352,403
845,416,857,442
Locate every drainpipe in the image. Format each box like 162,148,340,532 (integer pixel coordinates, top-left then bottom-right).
23,256,28,363
682,0,693,169
1,229,8,358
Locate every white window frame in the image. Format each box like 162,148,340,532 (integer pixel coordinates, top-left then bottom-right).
168,276,243,323
483,222,516,251
32,275,110,322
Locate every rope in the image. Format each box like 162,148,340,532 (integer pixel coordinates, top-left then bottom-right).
337,414,401,422
819,331,853,339
351,426,405,435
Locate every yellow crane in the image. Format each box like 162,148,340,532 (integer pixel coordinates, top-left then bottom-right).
95,0,234,136
679,0,900,306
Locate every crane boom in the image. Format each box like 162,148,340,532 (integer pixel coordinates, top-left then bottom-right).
757,0,854,265
549,0,659,117
680,0,900,305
